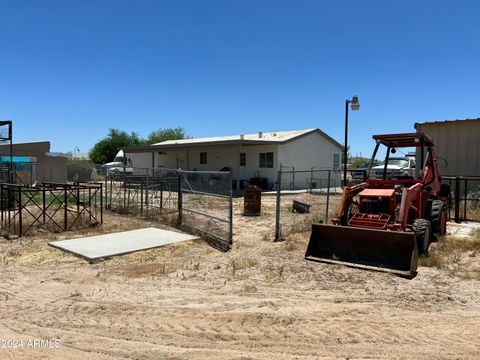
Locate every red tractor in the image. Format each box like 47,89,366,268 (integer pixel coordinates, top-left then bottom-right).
305,132,449,277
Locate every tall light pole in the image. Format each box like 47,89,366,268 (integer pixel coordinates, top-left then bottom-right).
343,95,360,186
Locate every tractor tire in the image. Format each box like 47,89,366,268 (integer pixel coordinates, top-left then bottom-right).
413,219,432,255
430,200,447,242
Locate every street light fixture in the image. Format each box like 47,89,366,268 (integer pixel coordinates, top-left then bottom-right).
343,95,360,186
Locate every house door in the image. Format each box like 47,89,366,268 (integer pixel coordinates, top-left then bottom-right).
176,152,185,169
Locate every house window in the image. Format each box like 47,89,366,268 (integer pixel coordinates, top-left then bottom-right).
259,152,273,168
240,152,246,166
200,152,207,164
333,153,340,169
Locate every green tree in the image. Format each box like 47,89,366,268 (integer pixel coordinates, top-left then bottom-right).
145,127,187,145
351,157,369,168
89,129,143,164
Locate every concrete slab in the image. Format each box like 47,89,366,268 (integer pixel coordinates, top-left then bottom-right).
48,227,198,261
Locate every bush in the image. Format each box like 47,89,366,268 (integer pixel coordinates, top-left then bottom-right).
68,160,95,182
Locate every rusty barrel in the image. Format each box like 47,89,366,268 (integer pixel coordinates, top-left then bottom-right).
243,185,261,216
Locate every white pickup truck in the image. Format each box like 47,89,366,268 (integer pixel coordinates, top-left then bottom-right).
371,157,416,179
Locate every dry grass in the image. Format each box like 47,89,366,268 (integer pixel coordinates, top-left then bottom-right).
4,242,84,266
228,257,257,279
283,232,308,252
261,231,272,242
421,230,480,280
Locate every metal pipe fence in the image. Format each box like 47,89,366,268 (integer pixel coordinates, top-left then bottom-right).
104,167,179,217
442,176,480,222
0,182,102,236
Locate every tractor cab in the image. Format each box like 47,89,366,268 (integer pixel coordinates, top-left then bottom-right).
366,132,438,186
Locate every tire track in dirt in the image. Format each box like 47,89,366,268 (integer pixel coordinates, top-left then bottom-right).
3,282,479,360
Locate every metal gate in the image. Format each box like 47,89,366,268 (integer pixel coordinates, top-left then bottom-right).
179,170,233,249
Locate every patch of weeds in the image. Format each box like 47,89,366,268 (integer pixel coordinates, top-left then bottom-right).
261,231,272,242
421,233,480,280
227,257,257,280
264,264,285,282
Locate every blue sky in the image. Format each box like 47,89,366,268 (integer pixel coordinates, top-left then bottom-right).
1,0,479,156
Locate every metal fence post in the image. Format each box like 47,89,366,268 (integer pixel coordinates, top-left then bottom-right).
100,184,103,224
145,169,149,215
274,170,282,241
123,172,127,212
140,182,144,214
160,181,163,210
447,178,452,221
325,170,331,224
76,184,80,214
310,167,314,193
454,177,460,223
18,188,22,236
104,166,108,210
178,169,183,225
42,186,46,224
109,174,113,209
64,185,68,231
228,171,233,245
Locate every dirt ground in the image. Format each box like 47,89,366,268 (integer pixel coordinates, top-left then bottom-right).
1,196,480,359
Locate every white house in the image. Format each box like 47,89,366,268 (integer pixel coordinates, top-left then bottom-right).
123,128,343,190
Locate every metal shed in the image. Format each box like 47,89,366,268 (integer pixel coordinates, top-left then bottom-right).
415,118,480,177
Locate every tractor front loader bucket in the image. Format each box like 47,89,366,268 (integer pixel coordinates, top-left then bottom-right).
305,224,418,278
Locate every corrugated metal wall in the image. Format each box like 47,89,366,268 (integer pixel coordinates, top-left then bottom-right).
415,119,480,176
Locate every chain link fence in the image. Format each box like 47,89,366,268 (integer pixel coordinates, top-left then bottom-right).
179,170,232,249
274,169,480,241
103,167,233,248
274,168,366,241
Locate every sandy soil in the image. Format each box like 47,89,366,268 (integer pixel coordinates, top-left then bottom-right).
0,197,480,359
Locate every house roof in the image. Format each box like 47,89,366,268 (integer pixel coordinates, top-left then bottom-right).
0,140,50,147
415,118,480,128
123,128,343,152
